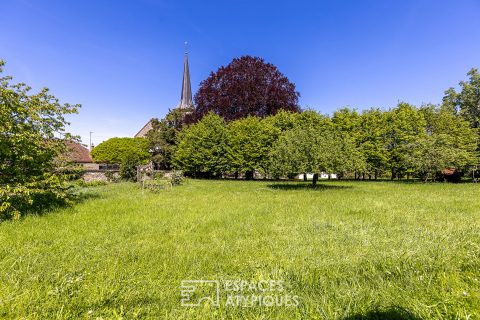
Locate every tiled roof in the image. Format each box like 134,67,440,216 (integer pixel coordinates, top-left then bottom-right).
65,141,93,163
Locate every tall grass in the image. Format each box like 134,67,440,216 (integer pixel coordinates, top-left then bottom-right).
0,180,479,319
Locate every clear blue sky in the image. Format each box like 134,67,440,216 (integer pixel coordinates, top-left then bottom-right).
1,0,480,146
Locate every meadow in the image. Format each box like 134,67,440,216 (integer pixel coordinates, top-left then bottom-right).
0,180,479,319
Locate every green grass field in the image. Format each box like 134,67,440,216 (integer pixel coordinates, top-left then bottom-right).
0,180,479,319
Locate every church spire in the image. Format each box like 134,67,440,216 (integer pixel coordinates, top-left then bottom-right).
177,42,193,109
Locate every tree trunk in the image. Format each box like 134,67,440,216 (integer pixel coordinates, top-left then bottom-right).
303,172,307,181
312,173,319,187
245,170,254,180
234,171,239,180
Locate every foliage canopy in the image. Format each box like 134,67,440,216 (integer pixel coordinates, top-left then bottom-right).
193,56,300,122
91,137,150,164
0,60,80,220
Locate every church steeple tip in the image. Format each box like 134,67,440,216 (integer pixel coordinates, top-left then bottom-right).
177,42,193,109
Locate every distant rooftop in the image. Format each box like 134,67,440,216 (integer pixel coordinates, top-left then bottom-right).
65,141,93,163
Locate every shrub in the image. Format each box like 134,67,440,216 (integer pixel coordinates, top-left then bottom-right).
169,170,185,186
104,171,121,183
56,164,85,181
142,179,171,192
0,175,75,221
141,171,185,193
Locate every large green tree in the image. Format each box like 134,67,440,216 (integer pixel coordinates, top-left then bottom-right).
358,108,389,179
226,116,276,179
193,56,300,122
332,108,364,179
0,60,80,219
91,137,150,164
443,68,480,129
271,119,364,185
146,107,193,169
385,103,427,179
173,113,228,177
405,134,475,181
270,126,324,181
409,104,479,180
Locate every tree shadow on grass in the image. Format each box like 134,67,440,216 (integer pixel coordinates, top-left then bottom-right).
267,183,352,191
3,188,102,221
343,306,422,320
34,190,101,216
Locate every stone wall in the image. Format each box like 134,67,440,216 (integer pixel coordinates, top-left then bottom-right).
82,170,120,182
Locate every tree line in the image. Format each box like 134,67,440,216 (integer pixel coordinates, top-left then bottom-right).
172,103,478,183
146,58,480,183
91,60,479,184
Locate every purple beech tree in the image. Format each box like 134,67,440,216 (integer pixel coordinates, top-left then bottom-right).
193,56,300,122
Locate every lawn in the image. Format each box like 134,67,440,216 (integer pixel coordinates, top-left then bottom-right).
0,180,479,319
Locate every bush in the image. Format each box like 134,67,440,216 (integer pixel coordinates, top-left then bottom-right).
104,171,121,183
0,175,75,221
141,171,185,193
57,165,85,181
169,170,185,186
142,179,171,192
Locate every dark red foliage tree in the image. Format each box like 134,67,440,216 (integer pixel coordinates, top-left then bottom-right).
193,56,300,122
